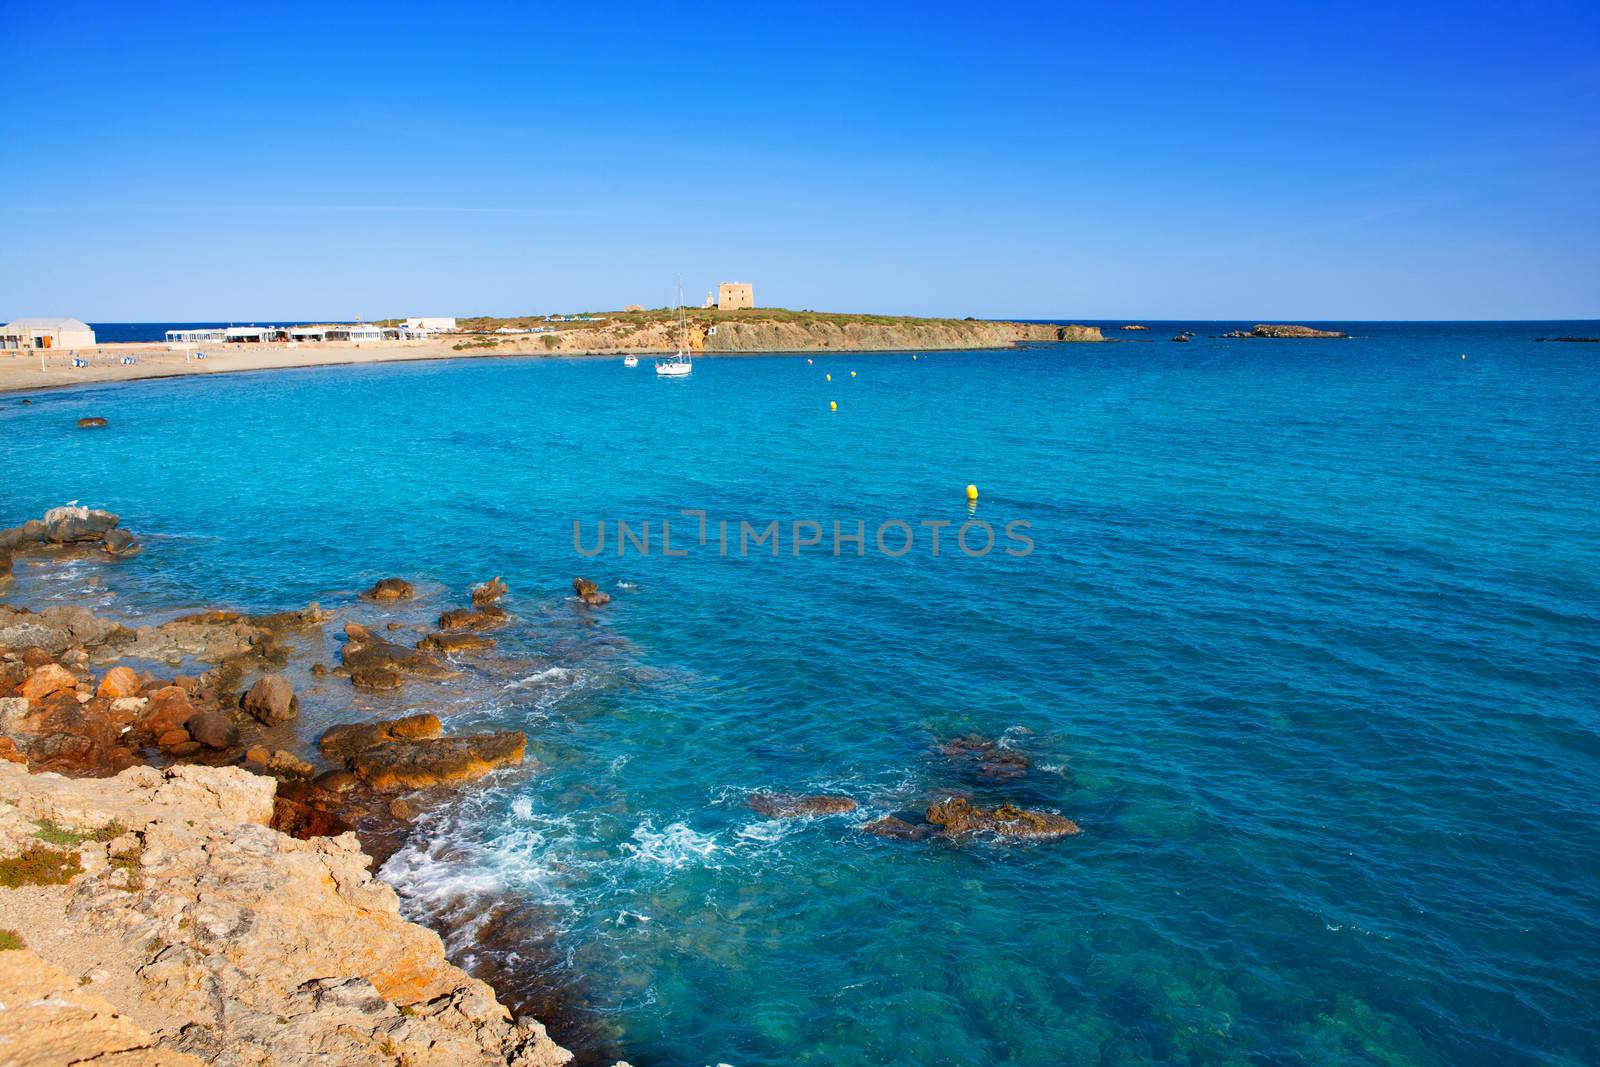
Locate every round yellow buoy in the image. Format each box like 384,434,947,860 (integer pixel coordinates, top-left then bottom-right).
913,355,918,361
966,484,979,502
825,373,831,381
830,401,838,412
850,370,857,378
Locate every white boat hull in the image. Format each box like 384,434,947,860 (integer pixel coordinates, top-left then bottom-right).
655,359,692,376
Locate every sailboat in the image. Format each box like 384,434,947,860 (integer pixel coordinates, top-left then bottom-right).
655,289,692,377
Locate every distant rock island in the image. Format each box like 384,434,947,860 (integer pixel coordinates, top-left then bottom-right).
1223,324,1349,339
1121,324,1149,331
1534,336,1600,343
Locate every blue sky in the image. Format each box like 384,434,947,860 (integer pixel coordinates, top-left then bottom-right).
2,1,1596,321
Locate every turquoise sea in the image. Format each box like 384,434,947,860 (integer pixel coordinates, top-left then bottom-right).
3,322,1598,1065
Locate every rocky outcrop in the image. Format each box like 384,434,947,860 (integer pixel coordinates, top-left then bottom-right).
0,946,205,1065
925,796,1079,840
348,733,527,792
0,761,572,1066
1056,324,1104,342
472,577,509,606
572,578,610,607
242,673,297,725
438,605,508,632
76,416,109,428
1121,324,1149,331
863,797,1079,843
1224,324,1348,339
0,504,141,558
0,603,132,656
748,792,858,818
419,631,495,653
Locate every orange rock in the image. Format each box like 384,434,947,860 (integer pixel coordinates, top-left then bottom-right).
137,685,195,737
21,663,77,704
0,736,25,764
157,728,192,748
96,666,141,699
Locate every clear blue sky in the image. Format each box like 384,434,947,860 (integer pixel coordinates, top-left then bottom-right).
2,1,1596,321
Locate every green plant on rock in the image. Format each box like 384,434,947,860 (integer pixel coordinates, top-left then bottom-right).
0,929,24,951
34,818,126,846
0,846,84,888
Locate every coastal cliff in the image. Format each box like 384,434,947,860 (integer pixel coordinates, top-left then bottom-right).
0,760,575,1066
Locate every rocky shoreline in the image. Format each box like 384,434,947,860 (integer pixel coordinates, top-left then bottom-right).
0,506,640,1066
2,503,1083,1063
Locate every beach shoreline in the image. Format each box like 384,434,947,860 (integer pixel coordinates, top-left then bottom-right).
0,318,1102,395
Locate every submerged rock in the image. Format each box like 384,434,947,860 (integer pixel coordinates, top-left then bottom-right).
342,622,456,687
861,815,938,841
76,416,109,428
362,577,415,602
748,792,859,818
938,735,1031,780
349,731,527,791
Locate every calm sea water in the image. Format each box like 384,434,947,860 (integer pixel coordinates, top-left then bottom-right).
3,323,1598,1066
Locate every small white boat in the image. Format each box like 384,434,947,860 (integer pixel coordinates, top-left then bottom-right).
623,355,638,367
656,287,693,377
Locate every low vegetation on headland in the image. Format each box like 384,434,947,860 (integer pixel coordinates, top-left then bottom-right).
449,307,1103,354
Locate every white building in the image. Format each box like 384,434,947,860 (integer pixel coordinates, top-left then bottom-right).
325,325,384,342
2,317,96,350
165,327,229,344
404,316,456,332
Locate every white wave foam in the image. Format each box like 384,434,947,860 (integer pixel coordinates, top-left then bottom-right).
505,666,576,689
621,820,720,871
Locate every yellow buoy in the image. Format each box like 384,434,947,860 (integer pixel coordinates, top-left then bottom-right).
966,484,979,501
913,355,918,361
830,401,838,412
825,373,831,381
850,370,857,378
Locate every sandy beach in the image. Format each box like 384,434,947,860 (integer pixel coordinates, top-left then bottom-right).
0,339,575,396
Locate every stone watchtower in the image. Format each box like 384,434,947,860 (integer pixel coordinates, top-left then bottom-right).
717,282,754,310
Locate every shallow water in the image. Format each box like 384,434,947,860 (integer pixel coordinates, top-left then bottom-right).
4,323,1599,1065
